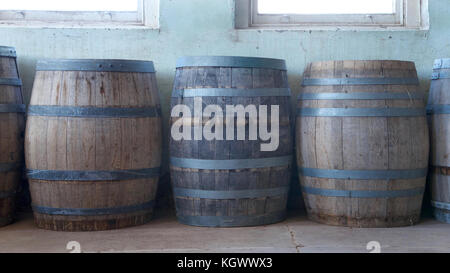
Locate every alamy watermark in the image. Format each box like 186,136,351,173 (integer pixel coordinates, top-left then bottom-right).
171,98,280,152
367,241,382,253
66,241,381,254
67,241,81,253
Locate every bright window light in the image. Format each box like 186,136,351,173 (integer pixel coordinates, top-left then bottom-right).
258,0,395,14
0,0,139,12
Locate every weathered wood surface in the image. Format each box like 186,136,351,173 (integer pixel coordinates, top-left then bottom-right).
0,48,24,227
25,62,162,231
297,60,429,227
428,60,450,223
170,62,292,227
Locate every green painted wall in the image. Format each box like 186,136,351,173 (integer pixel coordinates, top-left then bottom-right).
1,0,449,171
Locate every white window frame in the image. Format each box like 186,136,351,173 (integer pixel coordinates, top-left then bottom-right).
235,0,429,30
0,0,159,29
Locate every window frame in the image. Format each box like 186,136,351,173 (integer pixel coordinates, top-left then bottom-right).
235,0,429,30
0,0,159,29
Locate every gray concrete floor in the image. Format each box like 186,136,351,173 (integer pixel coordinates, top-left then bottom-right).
0,211,449,253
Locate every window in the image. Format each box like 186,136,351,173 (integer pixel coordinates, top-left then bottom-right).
236,0,429,30
0,0,159,28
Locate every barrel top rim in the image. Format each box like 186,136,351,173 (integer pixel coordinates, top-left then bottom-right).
176,56,287,70
0,46,15,50
36,59,155,73
433,58,450,69
37,58,154,62
0,46,17,57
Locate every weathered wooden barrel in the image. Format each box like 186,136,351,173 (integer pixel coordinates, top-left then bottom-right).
428,58,450,224
297,60,429,228
0,46,25,227
25,59,162,231
170,56,292,227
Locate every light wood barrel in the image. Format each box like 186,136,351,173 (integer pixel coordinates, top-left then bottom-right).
428,58,450,224
0,46,25,227
25,59,162,231
170,56,292,227
297,60,429,228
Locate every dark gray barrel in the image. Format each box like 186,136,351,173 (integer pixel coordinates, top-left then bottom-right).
170,56,293,227
0,46,25,227
428,58,450,224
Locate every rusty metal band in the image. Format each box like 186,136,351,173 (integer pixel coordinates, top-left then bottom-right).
0,104,26,113
26,168,161,181
33,201,155,216
298,92,425,100
432,71,450,80
0,78,22,86
297,107,426,117
427,105,450,115
36,59,155,73
302,77,419,86
176,211,286,227
176,56,287,70
170,156,292,170
299,167,428,180
27,105,161,118
431,201,450,210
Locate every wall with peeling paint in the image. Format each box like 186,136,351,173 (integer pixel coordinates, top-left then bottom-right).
1,0,449,173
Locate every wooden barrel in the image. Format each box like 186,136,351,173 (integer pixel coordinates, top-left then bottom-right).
0,46,25,227
428,58,450,224
25,59,162,231
170,56,292,227
297,60,429,228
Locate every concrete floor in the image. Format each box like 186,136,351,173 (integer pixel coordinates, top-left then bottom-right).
0,211,449,253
